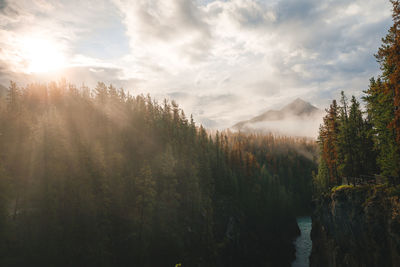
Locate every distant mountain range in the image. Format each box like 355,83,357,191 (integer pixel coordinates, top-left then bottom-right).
232,98,323,137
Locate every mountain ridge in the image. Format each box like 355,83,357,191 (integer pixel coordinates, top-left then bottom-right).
232,98,321,131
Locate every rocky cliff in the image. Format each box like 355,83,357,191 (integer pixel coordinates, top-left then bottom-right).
310,185,400,267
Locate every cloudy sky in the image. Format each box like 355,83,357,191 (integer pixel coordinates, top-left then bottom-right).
0,0,393,129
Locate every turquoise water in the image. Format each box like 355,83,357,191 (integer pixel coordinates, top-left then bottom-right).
291,216,312,267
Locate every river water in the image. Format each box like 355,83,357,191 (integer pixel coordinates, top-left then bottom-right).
291,216,312,267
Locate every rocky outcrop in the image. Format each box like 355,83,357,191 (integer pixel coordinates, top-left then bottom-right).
310,185,400,267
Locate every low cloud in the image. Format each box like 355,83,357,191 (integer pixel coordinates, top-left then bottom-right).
238,114,324,138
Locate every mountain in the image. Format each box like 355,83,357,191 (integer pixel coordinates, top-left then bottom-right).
232,98,323,137
280,98,320,117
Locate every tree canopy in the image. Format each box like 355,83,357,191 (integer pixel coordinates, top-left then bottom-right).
0,80,316,266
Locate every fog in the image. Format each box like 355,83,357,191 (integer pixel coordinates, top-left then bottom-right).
237,114,324,138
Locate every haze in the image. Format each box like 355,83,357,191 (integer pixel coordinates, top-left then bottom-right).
0,0,393,129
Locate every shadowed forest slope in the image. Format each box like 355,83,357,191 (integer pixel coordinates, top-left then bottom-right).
0,81,316,266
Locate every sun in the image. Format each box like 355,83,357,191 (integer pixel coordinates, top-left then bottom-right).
22,38,66,73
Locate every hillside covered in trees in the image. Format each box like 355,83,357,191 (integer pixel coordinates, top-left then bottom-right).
0,80,316,266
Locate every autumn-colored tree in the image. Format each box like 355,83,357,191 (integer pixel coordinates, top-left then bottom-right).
320,100,340,187
377,0,400,145
363,0,400,182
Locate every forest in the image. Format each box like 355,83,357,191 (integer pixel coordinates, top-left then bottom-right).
314,0,400,193
0,80,316,266
3,0,400,267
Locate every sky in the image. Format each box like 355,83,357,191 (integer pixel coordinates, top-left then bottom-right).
0,0,394,129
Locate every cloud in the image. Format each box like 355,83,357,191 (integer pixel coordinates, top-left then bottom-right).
0,0,132,84
166,91,242,128
236,110,325,138
0,0,394,137
113,0,212,69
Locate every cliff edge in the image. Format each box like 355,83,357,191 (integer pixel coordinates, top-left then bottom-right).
310,185,400,267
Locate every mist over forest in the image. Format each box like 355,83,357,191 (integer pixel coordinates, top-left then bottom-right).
1,0,400,267
0,81,316,266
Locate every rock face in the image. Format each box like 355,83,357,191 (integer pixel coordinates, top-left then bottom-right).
310,186,400,267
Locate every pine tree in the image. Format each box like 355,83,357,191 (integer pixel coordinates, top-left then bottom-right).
337,91,353,183
7,81,20,111
369,0,400,182
320,100,340,187
378,1,400,143
347,96,364,178
313,157,329,194
94,82,108,104
364,53,399,181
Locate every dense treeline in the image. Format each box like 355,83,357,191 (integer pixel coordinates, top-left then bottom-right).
314,92,377,192
314,0,400,193
0,80,316,266
224,133,316,214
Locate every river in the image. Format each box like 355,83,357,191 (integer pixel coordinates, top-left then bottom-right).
291,216,312,267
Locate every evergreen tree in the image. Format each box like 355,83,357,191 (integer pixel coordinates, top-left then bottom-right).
366,0,400,182
320,100,340,187
377,0,400,145
94,82,108,104
6,81,20,111
337,91,353,183
363,52,399,180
